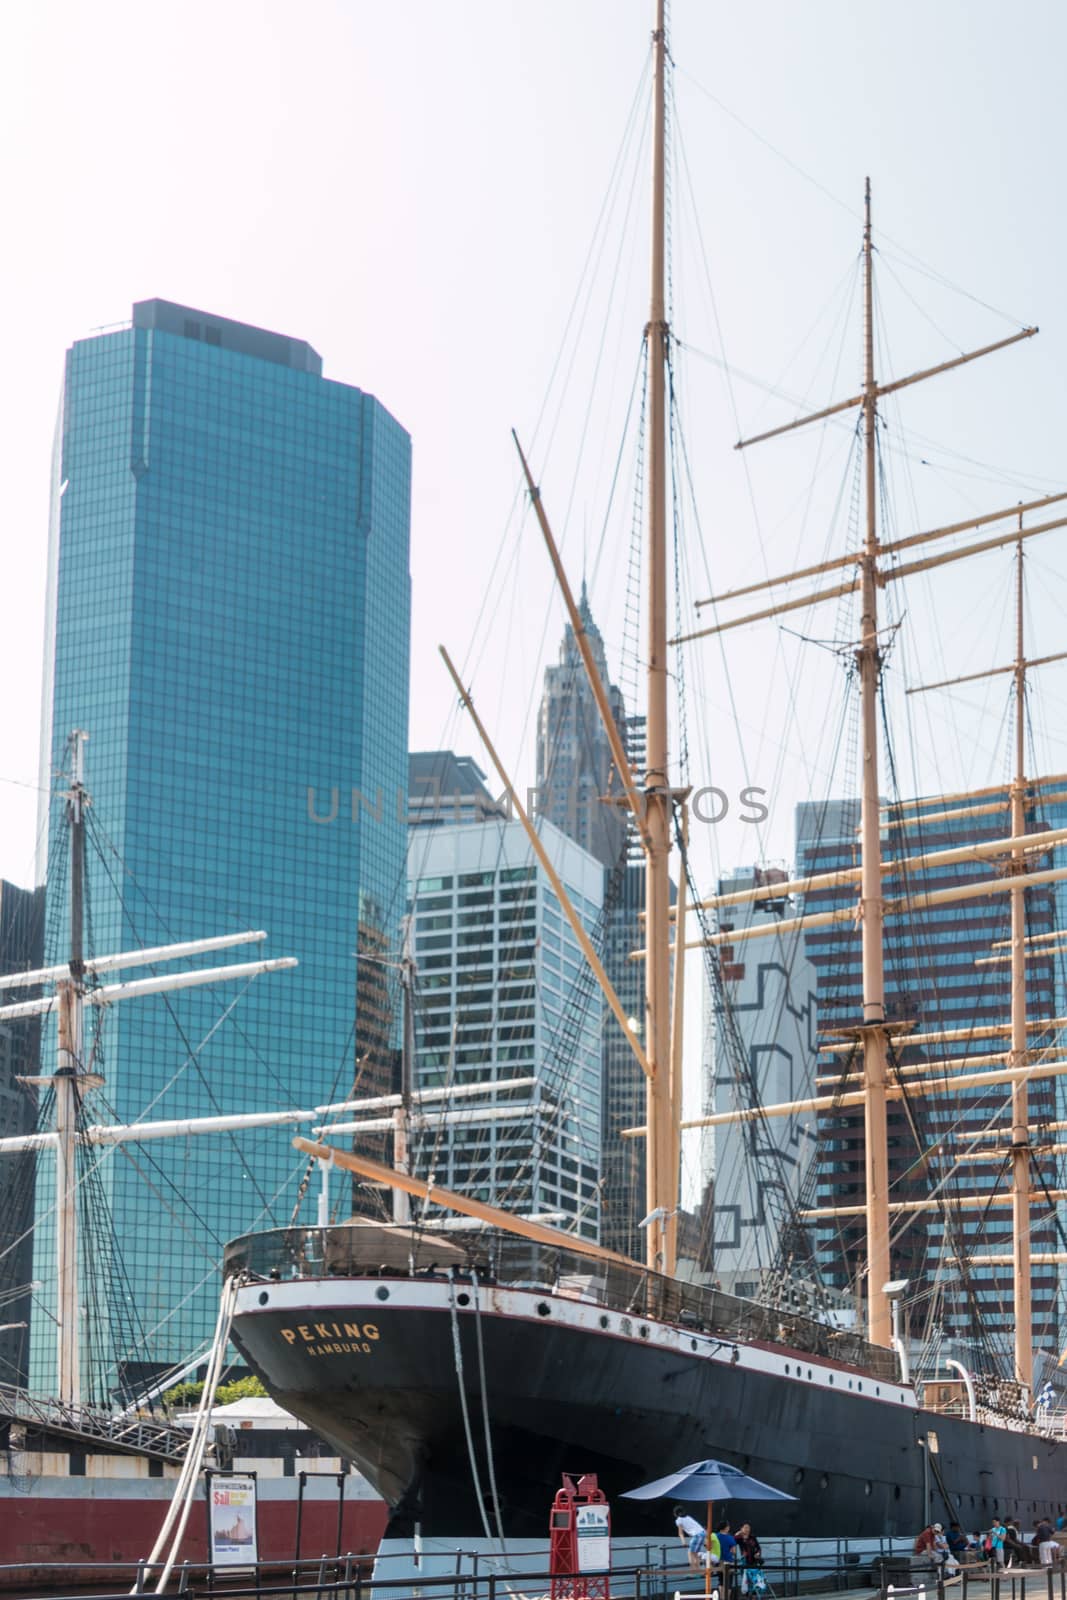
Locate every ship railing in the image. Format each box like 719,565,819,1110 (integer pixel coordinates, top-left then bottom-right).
0,1379,188,1460
224,1223,901,1382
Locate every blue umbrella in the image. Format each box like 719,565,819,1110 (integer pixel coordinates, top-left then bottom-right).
621,1459,796,1504
622,1460,795,1597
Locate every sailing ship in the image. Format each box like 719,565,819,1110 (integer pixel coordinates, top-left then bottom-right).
225,0,1067,1570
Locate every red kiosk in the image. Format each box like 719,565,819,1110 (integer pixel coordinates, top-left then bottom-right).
549,1473,611,1600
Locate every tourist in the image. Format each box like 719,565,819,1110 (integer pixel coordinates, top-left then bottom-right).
989,1519,1007,1568
913,1524,940,1570
1035,1515,1057,1567
675,1506,706,1571
718,1521,738,1567
946,1524,969,1559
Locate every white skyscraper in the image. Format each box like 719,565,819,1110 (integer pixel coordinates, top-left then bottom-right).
407,818,604,1238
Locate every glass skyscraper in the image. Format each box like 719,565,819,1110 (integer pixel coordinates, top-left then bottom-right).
33,299,410,1399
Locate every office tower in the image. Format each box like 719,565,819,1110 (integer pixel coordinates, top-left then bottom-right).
408,752,507,830
536,582,628,873
0,883,44,1389
407,819,603,1238
34,300,410,1397
796,791,1065,1362
535,592,658,1256
709,868,819,1299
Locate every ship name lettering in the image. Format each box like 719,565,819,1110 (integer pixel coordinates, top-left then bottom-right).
277,1322,380,1350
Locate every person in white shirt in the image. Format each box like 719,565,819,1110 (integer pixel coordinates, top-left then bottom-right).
675,1507,707,1570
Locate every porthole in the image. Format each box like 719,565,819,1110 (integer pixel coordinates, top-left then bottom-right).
893,1486,901,1502
857,1382,863,1392
639,1325,649,1339
690,1339,698,1351
785,1364,790,1374
848,1379,853,1389
376,1286,390,1301
599,1314,610,1329
807,1368,812,1380
829,1374,834,1385
876,1386,881,1397
257,1291,269,1306
457,1292,471,1308
537,1302,551,1317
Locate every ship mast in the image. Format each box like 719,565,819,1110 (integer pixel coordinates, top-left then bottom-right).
672,187,1049,1351
643,0,677,1277
0,731,299,1406
857,180,892,1348
1008,529,1032,1395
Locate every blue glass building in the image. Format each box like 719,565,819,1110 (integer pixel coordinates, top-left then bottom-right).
33,300,410,1398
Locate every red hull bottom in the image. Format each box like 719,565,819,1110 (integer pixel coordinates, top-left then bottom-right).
0,1488,387,1591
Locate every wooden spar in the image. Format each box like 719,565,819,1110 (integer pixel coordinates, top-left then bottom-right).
679,515,1067,648
962,1117,1067,1140
801,1189,1067,1221
882,792,1067,829
439,645,652,1081
885,770,1067,812
732,329,1035,454
814,1050,1018,1086
292,1137,638,1269
880,489,1067,559
977,942,1067,966
513,430,650,852
907,648,1067,699
992,926,1067,950
969,1254,1067,1266
695,491,1067,614
820,1016,1067,1054
883,514,1067,586
620,1057,1067,1135
695,547,861,609
643,0,676,1278
957,1143,1067,1163
673,575,858,646
685,825,1067,915
674,863,1067,952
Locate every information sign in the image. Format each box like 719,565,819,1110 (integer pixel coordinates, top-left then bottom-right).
576,1503,611,1573
208,1472,259,1567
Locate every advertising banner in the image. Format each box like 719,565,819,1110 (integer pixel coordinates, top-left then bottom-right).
207,1472,259,1567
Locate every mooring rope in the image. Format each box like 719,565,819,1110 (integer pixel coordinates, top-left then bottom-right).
448,1267,495,1544
471,1267,505,1551
135,1273,239,1594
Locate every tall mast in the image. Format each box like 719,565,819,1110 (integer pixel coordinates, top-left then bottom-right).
644,0,676,1276
55,729,89,1405
858,181,893,1348
1009,524,1032,1395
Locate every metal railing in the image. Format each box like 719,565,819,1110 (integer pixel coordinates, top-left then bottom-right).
225,1222,900,1381
4,1543,906,1599
0,1379,188,1460
875,1559,1067,1600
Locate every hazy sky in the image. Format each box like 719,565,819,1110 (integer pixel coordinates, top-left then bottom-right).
3,0,1066,963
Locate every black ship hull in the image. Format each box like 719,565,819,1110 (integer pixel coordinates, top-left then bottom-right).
228,1243,1067,1544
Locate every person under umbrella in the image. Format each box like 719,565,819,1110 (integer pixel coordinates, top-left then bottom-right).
623,1459,795,1599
